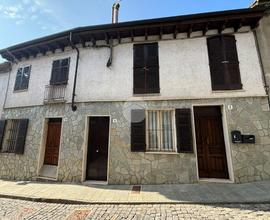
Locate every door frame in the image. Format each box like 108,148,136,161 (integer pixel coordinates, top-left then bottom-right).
82,115,111,184
37,116,64,179
191,104,234,183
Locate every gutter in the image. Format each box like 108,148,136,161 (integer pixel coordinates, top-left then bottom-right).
68,32,80,112
253,29,270,108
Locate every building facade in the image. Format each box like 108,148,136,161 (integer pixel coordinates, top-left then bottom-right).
0,8,270,184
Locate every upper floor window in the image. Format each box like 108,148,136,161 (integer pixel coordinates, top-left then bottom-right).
14,66,31,91
207,35,242,91
50,58,70,85
133,43,160,94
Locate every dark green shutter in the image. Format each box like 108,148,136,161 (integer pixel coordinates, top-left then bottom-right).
0,120,6,151
131,109,146,152
14,119,29,154
14,68,23,91
175,109,193,153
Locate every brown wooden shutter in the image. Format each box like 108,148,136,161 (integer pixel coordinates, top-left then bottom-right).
14,119,29,154
207,35,242,90
175,109,193,153
207,36,227,90
0,120,6,150
223,35,242,90
133,43,160,94
131,109,146,152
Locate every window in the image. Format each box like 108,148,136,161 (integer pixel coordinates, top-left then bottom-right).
50,58,70,85
1,120,19,153
130,108,193,153
14,66,31,91
0,119,29,154
146,110,176,152
133,43,160,94
207,35,242,91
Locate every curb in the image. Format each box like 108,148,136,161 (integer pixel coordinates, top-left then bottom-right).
1,194,270,205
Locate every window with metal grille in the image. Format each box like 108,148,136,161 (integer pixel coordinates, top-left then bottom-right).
14,66,31,91
146,110,177,152
1,120,20,153
50,58,70,85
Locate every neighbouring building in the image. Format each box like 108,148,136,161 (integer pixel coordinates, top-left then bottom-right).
0,62,11,117
0,6,270,184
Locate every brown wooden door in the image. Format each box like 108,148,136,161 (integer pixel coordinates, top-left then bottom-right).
86,117,109,181
194,106,229,179
44,119,62,166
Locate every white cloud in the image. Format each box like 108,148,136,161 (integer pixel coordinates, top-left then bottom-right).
0,0,55,29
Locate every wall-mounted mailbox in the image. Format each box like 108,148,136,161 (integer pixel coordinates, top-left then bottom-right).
231,130,242,143
242,135,255,144
231,130,255,144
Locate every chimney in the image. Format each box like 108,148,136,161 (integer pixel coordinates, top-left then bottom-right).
112,2,120,23
250,0,270,8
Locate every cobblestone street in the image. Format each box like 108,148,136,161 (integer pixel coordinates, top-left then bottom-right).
0,198,270,220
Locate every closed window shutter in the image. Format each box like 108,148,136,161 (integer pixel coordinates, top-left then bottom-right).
50,58,70,85
131,109,146,152
0,120,6,151
207,35,242,90
21,66,31,90
223,36,242,90
14,119,29,154
175,109,193,153
14,68,23,91
133,43,159,94
207,37,227,90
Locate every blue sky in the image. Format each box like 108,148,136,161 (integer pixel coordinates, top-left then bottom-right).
0,0,254,61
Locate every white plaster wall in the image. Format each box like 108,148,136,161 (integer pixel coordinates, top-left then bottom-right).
0,73,9,116
5,50,77,108
4,31,266,108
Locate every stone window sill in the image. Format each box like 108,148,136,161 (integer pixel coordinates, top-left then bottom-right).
145,151,178,155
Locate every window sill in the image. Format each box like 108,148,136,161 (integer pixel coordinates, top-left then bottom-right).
211,89,245,93
13,89,28,93
146,151,178,155
133,93,160,97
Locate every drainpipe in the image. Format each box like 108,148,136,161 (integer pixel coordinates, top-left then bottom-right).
68,32,80,112
253,29,270,108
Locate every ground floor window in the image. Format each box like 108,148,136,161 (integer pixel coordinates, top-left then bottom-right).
146,110,176,152
1,120,20,153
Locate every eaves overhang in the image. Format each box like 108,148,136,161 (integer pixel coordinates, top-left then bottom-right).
0,7,265,62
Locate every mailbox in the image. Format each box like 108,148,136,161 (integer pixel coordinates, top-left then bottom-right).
231,130,242,143
231,130,255,144
242,135,255,144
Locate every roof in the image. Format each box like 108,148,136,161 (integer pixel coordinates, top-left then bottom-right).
0,62,11,74
0,7,265,62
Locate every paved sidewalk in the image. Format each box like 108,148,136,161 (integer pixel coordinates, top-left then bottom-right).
0,179,270,204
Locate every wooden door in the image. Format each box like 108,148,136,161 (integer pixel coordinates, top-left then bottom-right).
86,117,109,181
194,106,229,179
44,119,62,166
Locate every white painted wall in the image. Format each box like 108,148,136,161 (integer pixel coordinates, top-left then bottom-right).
0,72,9,116
4,31,266,108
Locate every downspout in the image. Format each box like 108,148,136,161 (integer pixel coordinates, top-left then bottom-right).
253,29,270,108
68,32,80,112
3,62,12,112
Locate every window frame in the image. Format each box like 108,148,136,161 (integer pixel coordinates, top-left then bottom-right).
50,57,70,85
14,65,31,92
1,119,20,153
133,43,160,95
207,34,242,91
145,109,177,153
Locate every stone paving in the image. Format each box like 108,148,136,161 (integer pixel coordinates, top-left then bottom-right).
0,197,270,220
1,179,270,204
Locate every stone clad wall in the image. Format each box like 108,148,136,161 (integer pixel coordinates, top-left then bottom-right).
0,97,270,184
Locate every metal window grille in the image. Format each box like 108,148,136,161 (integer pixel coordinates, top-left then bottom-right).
146,110,176,152
2,120,19,153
